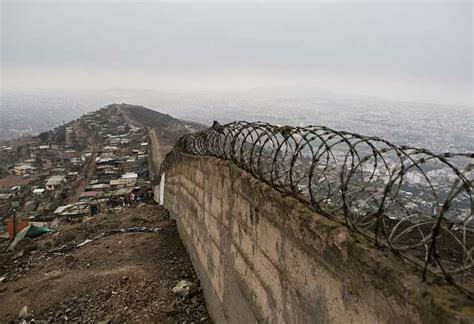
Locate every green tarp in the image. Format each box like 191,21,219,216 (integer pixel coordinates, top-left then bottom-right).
8,225,54,251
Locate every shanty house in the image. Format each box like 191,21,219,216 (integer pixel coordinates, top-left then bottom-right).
45,175,66,191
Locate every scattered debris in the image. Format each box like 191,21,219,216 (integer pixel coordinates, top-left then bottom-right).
0,205,210,323
77,239,93,247
73,227,163,249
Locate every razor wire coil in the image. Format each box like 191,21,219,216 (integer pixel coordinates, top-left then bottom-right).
167,121,474,294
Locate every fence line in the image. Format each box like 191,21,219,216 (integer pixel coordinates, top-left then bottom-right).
167,121,474,295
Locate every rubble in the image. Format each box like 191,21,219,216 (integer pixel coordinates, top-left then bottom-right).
0,205,211,323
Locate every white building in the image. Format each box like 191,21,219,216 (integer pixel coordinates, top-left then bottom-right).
45,175,66,191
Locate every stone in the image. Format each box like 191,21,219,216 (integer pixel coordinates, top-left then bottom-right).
19,306,33,320
171,280,197,297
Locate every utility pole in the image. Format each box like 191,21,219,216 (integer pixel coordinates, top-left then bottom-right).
12,209,17,241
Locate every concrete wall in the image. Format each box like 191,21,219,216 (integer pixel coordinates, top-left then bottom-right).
162,153,474,324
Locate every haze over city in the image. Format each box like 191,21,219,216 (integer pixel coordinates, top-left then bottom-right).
1,1,472,105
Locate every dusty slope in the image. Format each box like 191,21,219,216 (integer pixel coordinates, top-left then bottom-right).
116,104,205,131
118,104,181,129
0,204,210,323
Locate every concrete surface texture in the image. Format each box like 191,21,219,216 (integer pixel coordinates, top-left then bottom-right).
162,153,474,324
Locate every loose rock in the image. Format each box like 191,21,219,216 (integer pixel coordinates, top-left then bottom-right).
172,280,197,298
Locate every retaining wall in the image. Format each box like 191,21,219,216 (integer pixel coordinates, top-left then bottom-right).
162,153,473,323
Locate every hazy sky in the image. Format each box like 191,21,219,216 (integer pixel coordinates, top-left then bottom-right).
1,1,473,105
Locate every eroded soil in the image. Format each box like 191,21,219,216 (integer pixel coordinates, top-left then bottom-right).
0,204,210,323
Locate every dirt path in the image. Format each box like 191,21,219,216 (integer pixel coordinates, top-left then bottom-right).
67,120,100,203
0,205,210,323
68,150,98,203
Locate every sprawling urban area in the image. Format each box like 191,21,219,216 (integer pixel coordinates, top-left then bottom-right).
0,104,209,322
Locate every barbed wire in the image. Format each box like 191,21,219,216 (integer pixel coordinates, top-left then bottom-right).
168,121,474,295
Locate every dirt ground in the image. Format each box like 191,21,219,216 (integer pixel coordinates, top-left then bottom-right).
0,204,210,323
0,175,37,190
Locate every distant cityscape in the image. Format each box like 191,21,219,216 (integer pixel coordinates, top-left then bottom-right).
1,88,473,154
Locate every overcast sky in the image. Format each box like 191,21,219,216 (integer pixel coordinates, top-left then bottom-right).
1,1,473,105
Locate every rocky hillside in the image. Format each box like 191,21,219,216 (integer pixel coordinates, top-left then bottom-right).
113,103,206,130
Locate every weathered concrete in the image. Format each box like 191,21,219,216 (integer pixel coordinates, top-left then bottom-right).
162,153,474,324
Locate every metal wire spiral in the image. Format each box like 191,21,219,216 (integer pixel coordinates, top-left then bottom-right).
169,121,474,294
